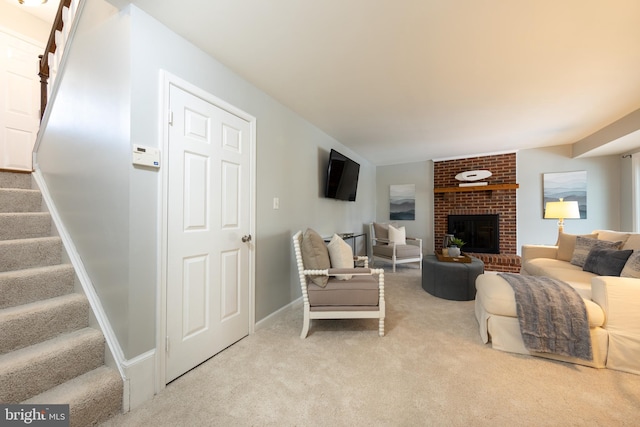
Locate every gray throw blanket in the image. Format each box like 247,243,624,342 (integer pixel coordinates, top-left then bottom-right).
498,273,593,361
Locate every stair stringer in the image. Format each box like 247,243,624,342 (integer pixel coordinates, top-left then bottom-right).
32,169,134,412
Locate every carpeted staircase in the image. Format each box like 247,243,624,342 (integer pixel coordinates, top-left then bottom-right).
0,171,122,426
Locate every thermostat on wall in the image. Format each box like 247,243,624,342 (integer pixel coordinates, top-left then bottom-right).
132,144,160,168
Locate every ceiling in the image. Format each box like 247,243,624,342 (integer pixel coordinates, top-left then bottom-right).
16,0,640,165
4,0,59,22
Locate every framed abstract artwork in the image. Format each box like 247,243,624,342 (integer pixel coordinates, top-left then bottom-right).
543,171,587,219
390,184,415,220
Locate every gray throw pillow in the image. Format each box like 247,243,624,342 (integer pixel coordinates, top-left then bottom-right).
570,236,623,268
582,247,633,276
621,251,640,278
301,228,330,287
373,222,389,244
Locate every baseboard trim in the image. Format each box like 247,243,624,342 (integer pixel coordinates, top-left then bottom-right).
121,350,156,411
255,297,302,331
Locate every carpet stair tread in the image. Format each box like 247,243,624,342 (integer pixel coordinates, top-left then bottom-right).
0,236,62,272
0,264,75,309
0,170,122,423
0,293,89,354
24,366,123,427
0,188,42,212
0,172,32,189
0,328,105,403
0,212,51,240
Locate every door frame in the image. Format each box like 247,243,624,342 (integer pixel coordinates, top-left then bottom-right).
156,70,256,391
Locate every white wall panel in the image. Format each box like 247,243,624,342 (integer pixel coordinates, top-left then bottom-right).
184,153,208,230
220,249,240,320
182,255,209,338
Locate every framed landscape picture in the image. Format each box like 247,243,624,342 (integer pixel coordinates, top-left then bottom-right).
390,184,415,220
543,171,587,219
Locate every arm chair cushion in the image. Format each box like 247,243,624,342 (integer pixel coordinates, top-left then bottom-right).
307,274,380,306
301,228,331,287
373,243,421,259
327,234,354,280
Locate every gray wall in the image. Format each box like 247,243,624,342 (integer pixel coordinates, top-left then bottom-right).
36,1,135,353
374,147,627,258
620,154,634,231
375,161,434,253
128,7,377,324
36,2,376,360
32,0,632,361
517,145,625,249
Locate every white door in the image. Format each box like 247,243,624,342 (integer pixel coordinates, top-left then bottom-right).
0,29,42,171
166,84,252,382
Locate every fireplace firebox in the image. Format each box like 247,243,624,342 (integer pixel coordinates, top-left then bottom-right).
447,214,499,254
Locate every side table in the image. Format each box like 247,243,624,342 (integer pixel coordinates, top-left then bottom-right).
422,254,484,301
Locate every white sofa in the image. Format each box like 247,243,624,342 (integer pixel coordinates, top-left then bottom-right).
475,230,640,375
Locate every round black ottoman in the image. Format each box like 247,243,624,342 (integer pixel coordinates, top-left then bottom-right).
422,254,484,301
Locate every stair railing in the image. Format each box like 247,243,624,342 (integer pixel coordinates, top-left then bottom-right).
38,0,74,119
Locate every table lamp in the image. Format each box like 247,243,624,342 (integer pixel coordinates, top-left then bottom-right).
544,198,580,234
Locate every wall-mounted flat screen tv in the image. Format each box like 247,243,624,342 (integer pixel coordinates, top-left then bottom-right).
324,149,360,201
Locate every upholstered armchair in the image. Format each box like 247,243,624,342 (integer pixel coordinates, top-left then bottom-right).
292,229,385,338
369,222,423,272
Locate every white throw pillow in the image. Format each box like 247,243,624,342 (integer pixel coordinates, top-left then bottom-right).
327,234,354,280
389,225,407,245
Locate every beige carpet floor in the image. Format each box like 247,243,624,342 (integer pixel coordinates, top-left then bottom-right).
102,266,640,426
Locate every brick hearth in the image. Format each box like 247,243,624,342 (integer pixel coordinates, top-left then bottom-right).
434,153,521,272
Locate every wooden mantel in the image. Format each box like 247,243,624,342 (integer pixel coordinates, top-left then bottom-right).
433,183,519,193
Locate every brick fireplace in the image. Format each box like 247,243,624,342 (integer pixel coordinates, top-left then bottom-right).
434,153,521,272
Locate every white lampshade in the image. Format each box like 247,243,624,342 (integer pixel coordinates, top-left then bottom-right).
544,198,580,220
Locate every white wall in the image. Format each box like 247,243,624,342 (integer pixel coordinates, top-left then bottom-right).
36,1,376,360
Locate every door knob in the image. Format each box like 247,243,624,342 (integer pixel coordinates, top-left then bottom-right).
242,235,252,243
